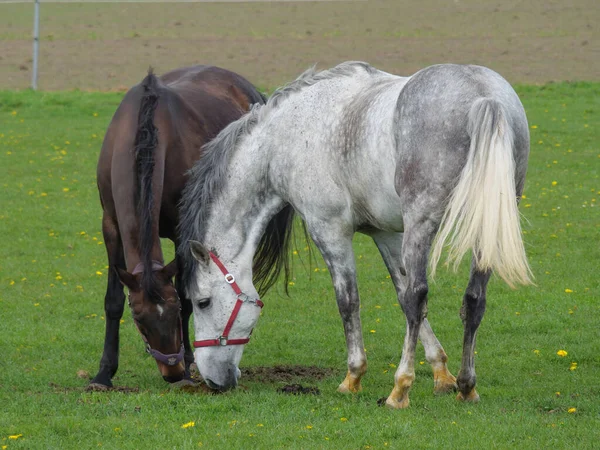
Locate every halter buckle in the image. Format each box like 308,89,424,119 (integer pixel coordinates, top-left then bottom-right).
219,336,228,346
224,273,235,284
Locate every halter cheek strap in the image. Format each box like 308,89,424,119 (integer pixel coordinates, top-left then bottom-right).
193,252,263,348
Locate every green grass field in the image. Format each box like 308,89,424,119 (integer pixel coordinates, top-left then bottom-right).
0,82,598,449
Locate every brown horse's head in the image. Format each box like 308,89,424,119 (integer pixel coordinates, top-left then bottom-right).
116,259,185,382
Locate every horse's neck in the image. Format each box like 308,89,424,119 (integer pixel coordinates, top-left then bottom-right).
204,144,284,267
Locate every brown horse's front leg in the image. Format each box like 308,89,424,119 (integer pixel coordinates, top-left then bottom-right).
90,215,126,389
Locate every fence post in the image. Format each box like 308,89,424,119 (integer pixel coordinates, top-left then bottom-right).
32,0,40,90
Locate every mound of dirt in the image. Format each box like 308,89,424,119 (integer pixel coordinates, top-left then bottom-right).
277,384,320,395
241,365,336,383
85,383,140,393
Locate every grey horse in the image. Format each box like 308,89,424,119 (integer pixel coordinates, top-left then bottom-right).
178,61,532,408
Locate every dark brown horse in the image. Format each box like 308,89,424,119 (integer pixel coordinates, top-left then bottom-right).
91,65,266,388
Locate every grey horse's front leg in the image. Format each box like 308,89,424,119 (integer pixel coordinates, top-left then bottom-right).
309,223,366,393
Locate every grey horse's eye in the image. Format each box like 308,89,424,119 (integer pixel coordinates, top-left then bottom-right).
196,298,211,310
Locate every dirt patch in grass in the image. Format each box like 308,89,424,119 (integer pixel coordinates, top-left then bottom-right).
0,0,597,90
277,384,320,395
84,383,140,393
241,365,337,383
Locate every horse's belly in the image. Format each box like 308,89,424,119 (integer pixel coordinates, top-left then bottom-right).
354,190,405,233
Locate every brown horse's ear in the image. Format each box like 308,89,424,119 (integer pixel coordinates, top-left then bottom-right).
160,259,178,280
190,240,210,266
115,267,140,292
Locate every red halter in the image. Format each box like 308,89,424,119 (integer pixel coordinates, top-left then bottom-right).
193,252,264,348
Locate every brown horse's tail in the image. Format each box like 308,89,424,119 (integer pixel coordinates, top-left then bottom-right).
134,68,161,300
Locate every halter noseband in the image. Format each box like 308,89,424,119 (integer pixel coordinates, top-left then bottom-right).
193,252,264,348
133,317,185,366
130,260,185,367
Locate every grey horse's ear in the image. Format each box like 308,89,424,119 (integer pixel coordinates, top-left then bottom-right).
189,240,210,266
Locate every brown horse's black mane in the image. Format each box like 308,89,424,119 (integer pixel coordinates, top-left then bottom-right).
133,66,268,303
134,69,162,303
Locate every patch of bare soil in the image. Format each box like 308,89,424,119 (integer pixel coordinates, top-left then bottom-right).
84,383,140,393
277,384,320,395
0,0,597,90
241,365,337,383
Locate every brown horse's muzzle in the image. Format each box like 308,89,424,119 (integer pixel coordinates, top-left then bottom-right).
158,360,185,383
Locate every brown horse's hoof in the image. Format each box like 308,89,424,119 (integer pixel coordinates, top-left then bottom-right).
168,379,197,388
86,383,111,392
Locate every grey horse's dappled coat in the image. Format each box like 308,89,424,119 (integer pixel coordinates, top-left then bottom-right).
178,61,530,406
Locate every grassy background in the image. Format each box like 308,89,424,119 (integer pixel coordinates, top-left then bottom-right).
0,83,599,448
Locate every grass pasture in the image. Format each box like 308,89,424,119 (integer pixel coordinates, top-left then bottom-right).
0,82,599,449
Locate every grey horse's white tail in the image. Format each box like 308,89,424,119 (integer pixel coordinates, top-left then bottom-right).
429,97,532,287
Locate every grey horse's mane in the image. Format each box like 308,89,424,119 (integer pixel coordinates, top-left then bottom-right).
177,61,376,290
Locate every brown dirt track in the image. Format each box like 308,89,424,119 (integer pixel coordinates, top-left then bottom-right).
0,0,598,91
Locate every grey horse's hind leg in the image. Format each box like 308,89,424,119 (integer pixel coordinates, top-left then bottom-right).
383,220,437,408
372,231,457,395
457,258,491,402
308,221,366,393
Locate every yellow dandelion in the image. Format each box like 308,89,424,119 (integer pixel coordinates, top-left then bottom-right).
41,192,47,197
555,392,560,396
521,194,527,199
419,361,425,365
181,421,195,429
569,362,577,371
306,425,313,429
9,434,23,439
370,329,376,333
568,407,576,414
565,288,573,293
533,349,540,355
257,424,264,427
93,112,99,117
530,125,538,129
96,271,103,276
34,303,40,306
10,280,15,286
340,417,348,422
62,187,70,192
551,181,558,186
288,281,295,286
557,350,568,357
